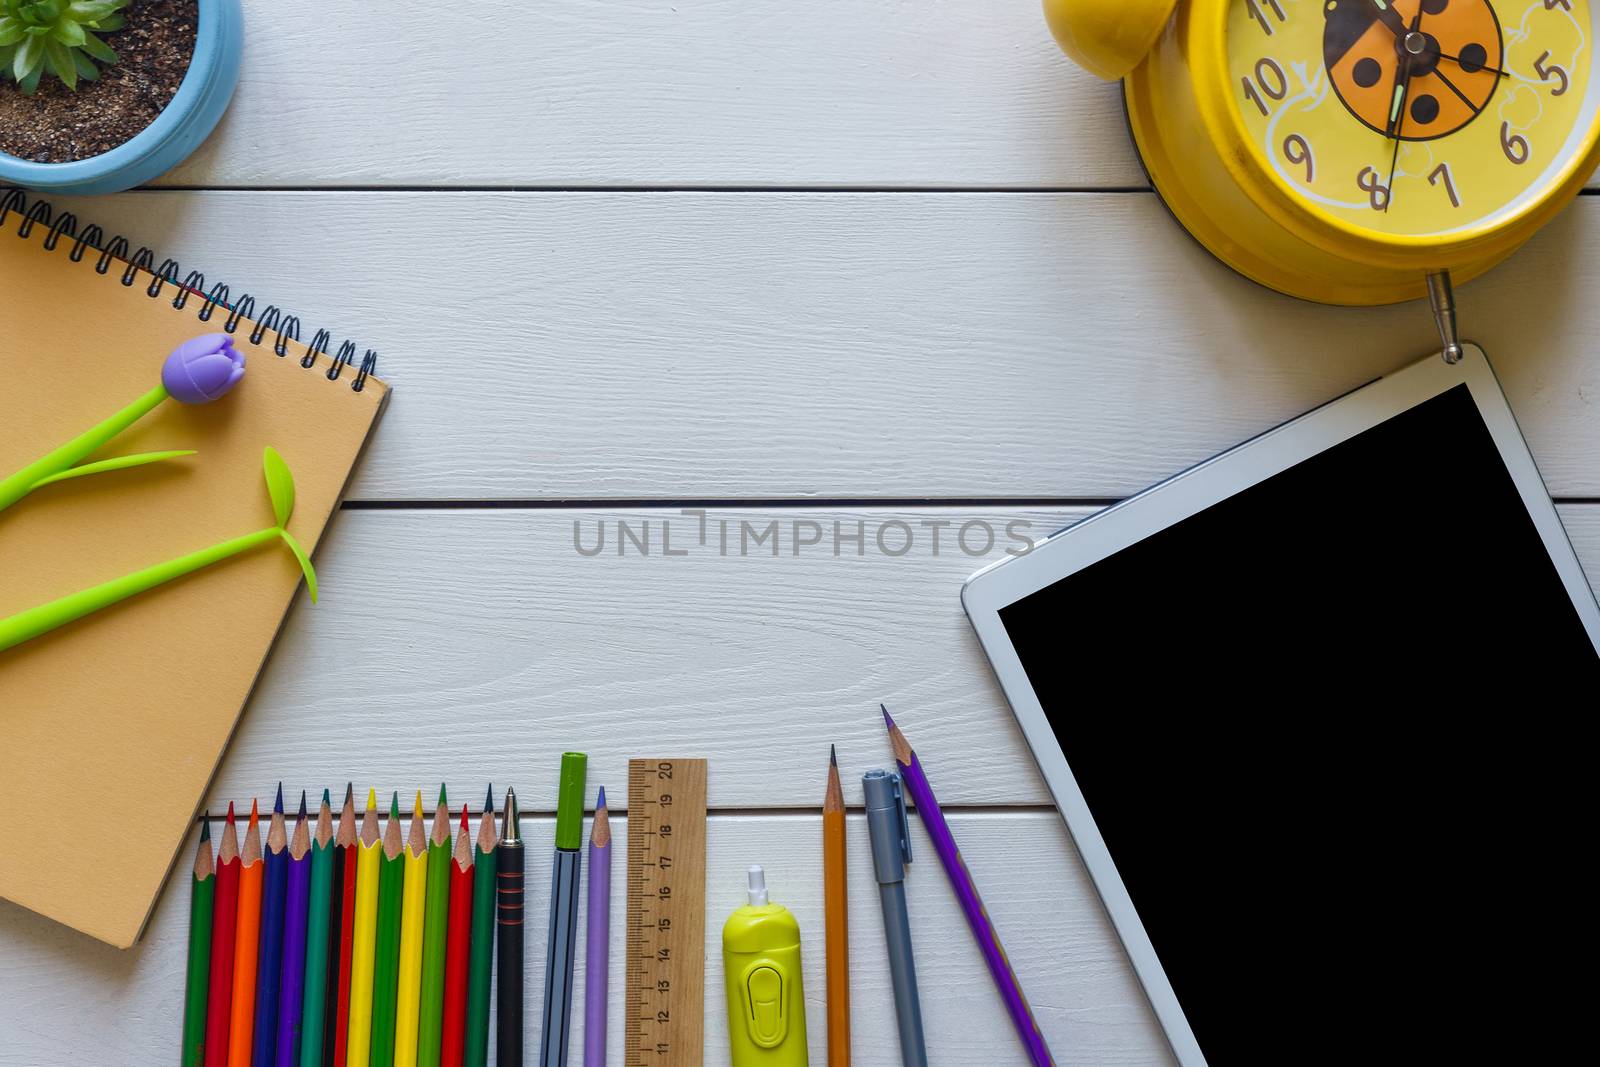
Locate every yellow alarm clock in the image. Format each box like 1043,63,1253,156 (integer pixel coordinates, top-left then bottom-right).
1044,0,1600,346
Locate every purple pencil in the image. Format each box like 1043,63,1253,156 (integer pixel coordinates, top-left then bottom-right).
882,705,1056,1066
583,787,612,1067
274,793,313,1067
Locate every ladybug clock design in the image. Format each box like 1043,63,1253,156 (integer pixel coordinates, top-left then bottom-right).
1044,0,1599,358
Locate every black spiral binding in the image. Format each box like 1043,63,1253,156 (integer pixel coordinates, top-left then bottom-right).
0,187,377,392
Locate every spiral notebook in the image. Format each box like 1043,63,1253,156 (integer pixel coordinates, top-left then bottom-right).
0,190,390,948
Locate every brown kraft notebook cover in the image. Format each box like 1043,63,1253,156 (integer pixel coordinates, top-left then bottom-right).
0,195,389,947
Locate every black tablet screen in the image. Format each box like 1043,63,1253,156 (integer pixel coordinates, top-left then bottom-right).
999,383,1598,1062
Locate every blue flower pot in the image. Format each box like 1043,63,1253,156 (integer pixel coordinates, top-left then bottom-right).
0,0,243,196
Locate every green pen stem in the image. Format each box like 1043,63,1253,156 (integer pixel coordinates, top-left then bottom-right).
0,384,170,513
0,524,278,653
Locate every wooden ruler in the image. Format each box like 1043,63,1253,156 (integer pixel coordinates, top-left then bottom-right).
624,758,708,1067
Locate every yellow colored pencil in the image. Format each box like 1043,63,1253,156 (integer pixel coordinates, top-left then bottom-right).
347,789,384,1067
394,791,431,1067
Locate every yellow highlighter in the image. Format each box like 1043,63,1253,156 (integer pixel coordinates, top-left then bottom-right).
723,866,809,1067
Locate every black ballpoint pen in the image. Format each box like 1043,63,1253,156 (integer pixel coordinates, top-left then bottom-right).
497,787,526,1067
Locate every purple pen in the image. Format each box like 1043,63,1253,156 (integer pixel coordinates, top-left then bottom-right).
583,787,612,1067
883,705,1057,1066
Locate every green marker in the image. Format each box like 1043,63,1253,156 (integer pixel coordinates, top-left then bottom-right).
539,753,588,1067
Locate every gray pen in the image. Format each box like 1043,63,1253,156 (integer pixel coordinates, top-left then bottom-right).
863,767,928,1067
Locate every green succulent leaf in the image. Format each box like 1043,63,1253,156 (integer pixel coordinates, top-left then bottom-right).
43,37,73,88
1,0,125,88
49,17,80,45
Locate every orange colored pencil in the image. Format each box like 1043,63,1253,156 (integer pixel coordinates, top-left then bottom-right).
823,745,851,1066
229,799,265,1067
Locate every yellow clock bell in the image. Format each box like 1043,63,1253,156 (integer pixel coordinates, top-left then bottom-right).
1044,0,1600,357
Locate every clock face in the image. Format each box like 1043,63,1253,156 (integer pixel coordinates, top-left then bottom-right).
1229,0,1595,237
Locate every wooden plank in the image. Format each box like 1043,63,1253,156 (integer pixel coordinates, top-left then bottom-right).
42,190,1600,500
207,504,1600,811
0,813,1173,1066
158,0,1136,189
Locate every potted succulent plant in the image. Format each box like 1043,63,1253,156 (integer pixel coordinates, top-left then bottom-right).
0,0,242,195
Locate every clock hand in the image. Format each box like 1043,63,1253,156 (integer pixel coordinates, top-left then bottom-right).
1383,10,1424,213
1364,0,1408,39
1438,51,1510,78
1432,66,1484,111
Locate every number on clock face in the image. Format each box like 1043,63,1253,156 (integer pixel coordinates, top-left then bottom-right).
1228,0,1593,236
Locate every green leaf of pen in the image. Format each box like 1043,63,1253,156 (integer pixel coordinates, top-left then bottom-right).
0,447,319,655
28,450,197,490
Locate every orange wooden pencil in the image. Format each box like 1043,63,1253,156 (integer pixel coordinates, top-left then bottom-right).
205,804,242,1067
229,799,265,1067
824,745,851,1066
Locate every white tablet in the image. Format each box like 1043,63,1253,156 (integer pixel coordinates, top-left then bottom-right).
963,345,1599,1065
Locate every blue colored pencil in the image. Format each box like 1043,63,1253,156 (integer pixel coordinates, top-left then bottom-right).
254,785,290,1067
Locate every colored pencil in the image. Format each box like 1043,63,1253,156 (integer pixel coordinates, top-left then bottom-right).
184,817,216,1067
496,787,526,1067
418,786,454,1067
347,789,384,1067
395,792,431,1067
582,788,611,1067
332,784,359,1067
256,786,291,1067
824,746,851,1067
440,807,475,1067
370,792,407,1067
300,791,336,1067
206,804,243,1067
463,787,497,1067
883,706,1055,1066
229,800,265,1067
277,794,313,1067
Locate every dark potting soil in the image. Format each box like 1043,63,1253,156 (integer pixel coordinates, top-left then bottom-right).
0,0,198,164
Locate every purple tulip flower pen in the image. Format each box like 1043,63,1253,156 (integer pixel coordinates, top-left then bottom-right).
0,334,245,514
0,446,317,654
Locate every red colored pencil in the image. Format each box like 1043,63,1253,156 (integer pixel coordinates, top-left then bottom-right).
205,804,242,1067
333,786,362,1067
439,807,475,1067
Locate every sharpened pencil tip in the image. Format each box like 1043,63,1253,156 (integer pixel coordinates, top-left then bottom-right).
274,783,284,814
298,790,308,817
366,787,378,808
344,782,354,804
323,787,331,805
881,703,894,728
413,790,425,818
390,791,401,818
226,800,235,822
596,785,606,809
460,805,469,831
200,817,211,841
249,797,259,822
485,784,494,812
438,782,448,806
830,743,837,767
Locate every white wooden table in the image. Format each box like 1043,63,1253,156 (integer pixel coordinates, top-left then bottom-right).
5,2,1600,1063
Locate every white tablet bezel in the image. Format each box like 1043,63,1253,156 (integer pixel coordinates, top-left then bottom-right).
960,344,1600,1066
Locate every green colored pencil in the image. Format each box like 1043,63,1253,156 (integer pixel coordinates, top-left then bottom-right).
417,786,454,1067
463,786,499,1067
300,790,336,1067
371,791,407,1067
182,818,215,1067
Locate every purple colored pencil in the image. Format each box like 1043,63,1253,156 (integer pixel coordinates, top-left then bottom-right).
275,793,313,1067
882,705,1056,1066
583,787,612,1067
